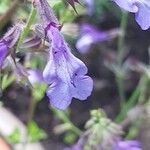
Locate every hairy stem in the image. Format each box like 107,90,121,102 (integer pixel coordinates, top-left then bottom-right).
116,11,128,107
17,5,36,51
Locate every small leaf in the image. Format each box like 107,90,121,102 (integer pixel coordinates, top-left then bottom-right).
2,74,15,90
27,121,47,142
64,131,77,144
32,83,47,101
6,128,21,144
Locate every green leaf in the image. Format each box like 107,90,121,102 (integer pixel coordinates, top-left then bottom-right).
6,128,21,144
27,121,47,142
32,83,47,101
64,131,77,144
1,74,15,90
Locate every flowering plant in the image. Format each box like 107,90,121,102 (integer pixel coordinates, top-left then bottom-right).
1,0,150,149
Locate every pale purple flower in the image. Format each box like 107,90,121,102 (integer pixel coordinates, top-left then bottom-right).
3,24,22,48
0,24,22,67
0,41,9,67
35,0,93,109
35,0,59,27
112,0,150,30
27,69,44,85
43,24,93,109
76,24,118,53
114,140,142,150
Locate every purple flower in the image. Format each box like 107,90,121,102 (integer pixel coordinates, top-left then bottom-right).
0,41,9,67
43,24,93,109
35,0,59,27
76,24,118,54
35,0,93,109
27,69,44,85
114,140,142,150
0,24,22,67
3,24,22,48
112,0,150,30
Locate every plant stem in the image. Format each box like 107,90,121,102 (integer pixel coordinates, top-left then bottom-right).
117,11,128,65
23,97,37,149
116,75,125,107
52,109,82,136
115,75,148,122
17,6,36,51
27,97,37,125
116,11,128,107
